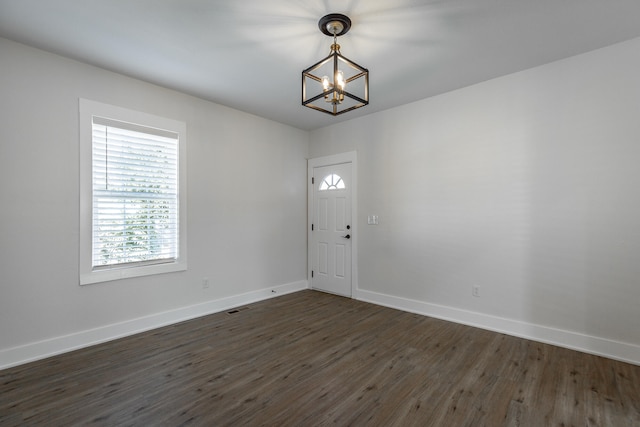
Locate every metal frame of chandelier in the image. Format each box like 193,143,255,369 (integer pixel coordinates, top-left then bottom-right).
302,14,369,116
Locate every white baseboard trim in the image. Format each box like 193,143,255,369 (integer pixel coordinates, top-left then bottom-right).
356,288,640,366
0,280,308,370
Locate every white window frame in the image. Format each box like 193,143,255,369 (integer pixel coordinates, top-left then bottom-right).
79,99,187,285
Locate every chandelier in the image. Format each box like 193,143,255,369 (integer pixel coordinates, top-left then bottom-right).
302,14,369,116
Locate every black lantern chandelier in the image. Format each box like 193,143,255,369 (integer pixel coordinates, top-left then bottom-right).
302,14,369,116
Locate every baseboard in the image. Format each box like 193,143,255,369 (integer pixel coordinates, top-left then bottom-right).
0,280,308,370
356,288,640,366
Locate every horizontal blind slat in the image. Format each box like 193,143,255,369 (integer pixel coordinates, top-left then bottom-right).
92,117,179,140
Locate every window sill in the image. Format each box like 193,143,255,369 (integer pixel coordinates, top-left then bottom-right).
80,260,187,285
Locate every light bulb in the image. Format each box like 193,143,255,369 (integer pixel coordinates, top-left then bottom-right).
336,70,345,91
321,76,330,91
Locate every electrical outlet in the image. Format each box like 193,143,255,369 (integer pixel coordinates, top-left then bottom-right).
202,278,209,289
472,285,480,297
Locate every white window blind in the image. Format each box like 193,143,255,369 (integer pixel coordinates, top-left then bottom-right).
91,117,179,269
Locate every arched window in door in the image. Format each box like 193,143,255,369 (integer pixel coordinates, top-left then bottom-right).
319,174,345,191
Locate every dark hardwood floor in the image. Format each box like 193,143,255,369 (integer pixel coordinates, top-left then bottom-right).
1,290,639,426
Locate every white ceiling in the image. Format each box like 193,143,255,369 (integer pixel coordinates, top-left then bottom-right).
1,0,640,131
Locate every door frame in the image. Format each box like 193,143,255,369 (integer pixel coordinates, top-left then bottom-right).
308,151,358,298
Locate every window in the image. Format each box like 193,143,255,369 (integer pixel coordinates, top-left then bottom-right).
319,174,345,191
80,99,187,285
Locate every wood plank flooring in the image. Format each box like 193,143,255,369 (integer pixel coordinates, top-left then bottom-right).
1,290,639,426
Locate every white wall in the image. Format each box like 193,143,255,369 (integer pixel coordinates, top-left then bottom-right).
3,34,639,368
310,37,640,364
0,38,309,368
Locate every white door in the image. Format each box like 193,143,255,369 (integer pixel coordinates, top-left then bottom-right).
311,163,352,296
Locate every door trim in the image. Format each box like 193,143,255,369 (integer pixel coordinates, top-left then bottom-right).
308,151,358,298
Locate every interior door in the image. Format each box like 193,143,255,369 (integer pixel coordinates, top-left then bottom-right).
311,163,352,296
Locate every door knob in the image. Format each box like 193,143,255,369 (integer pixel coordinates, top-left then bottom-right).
342,234,351,239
